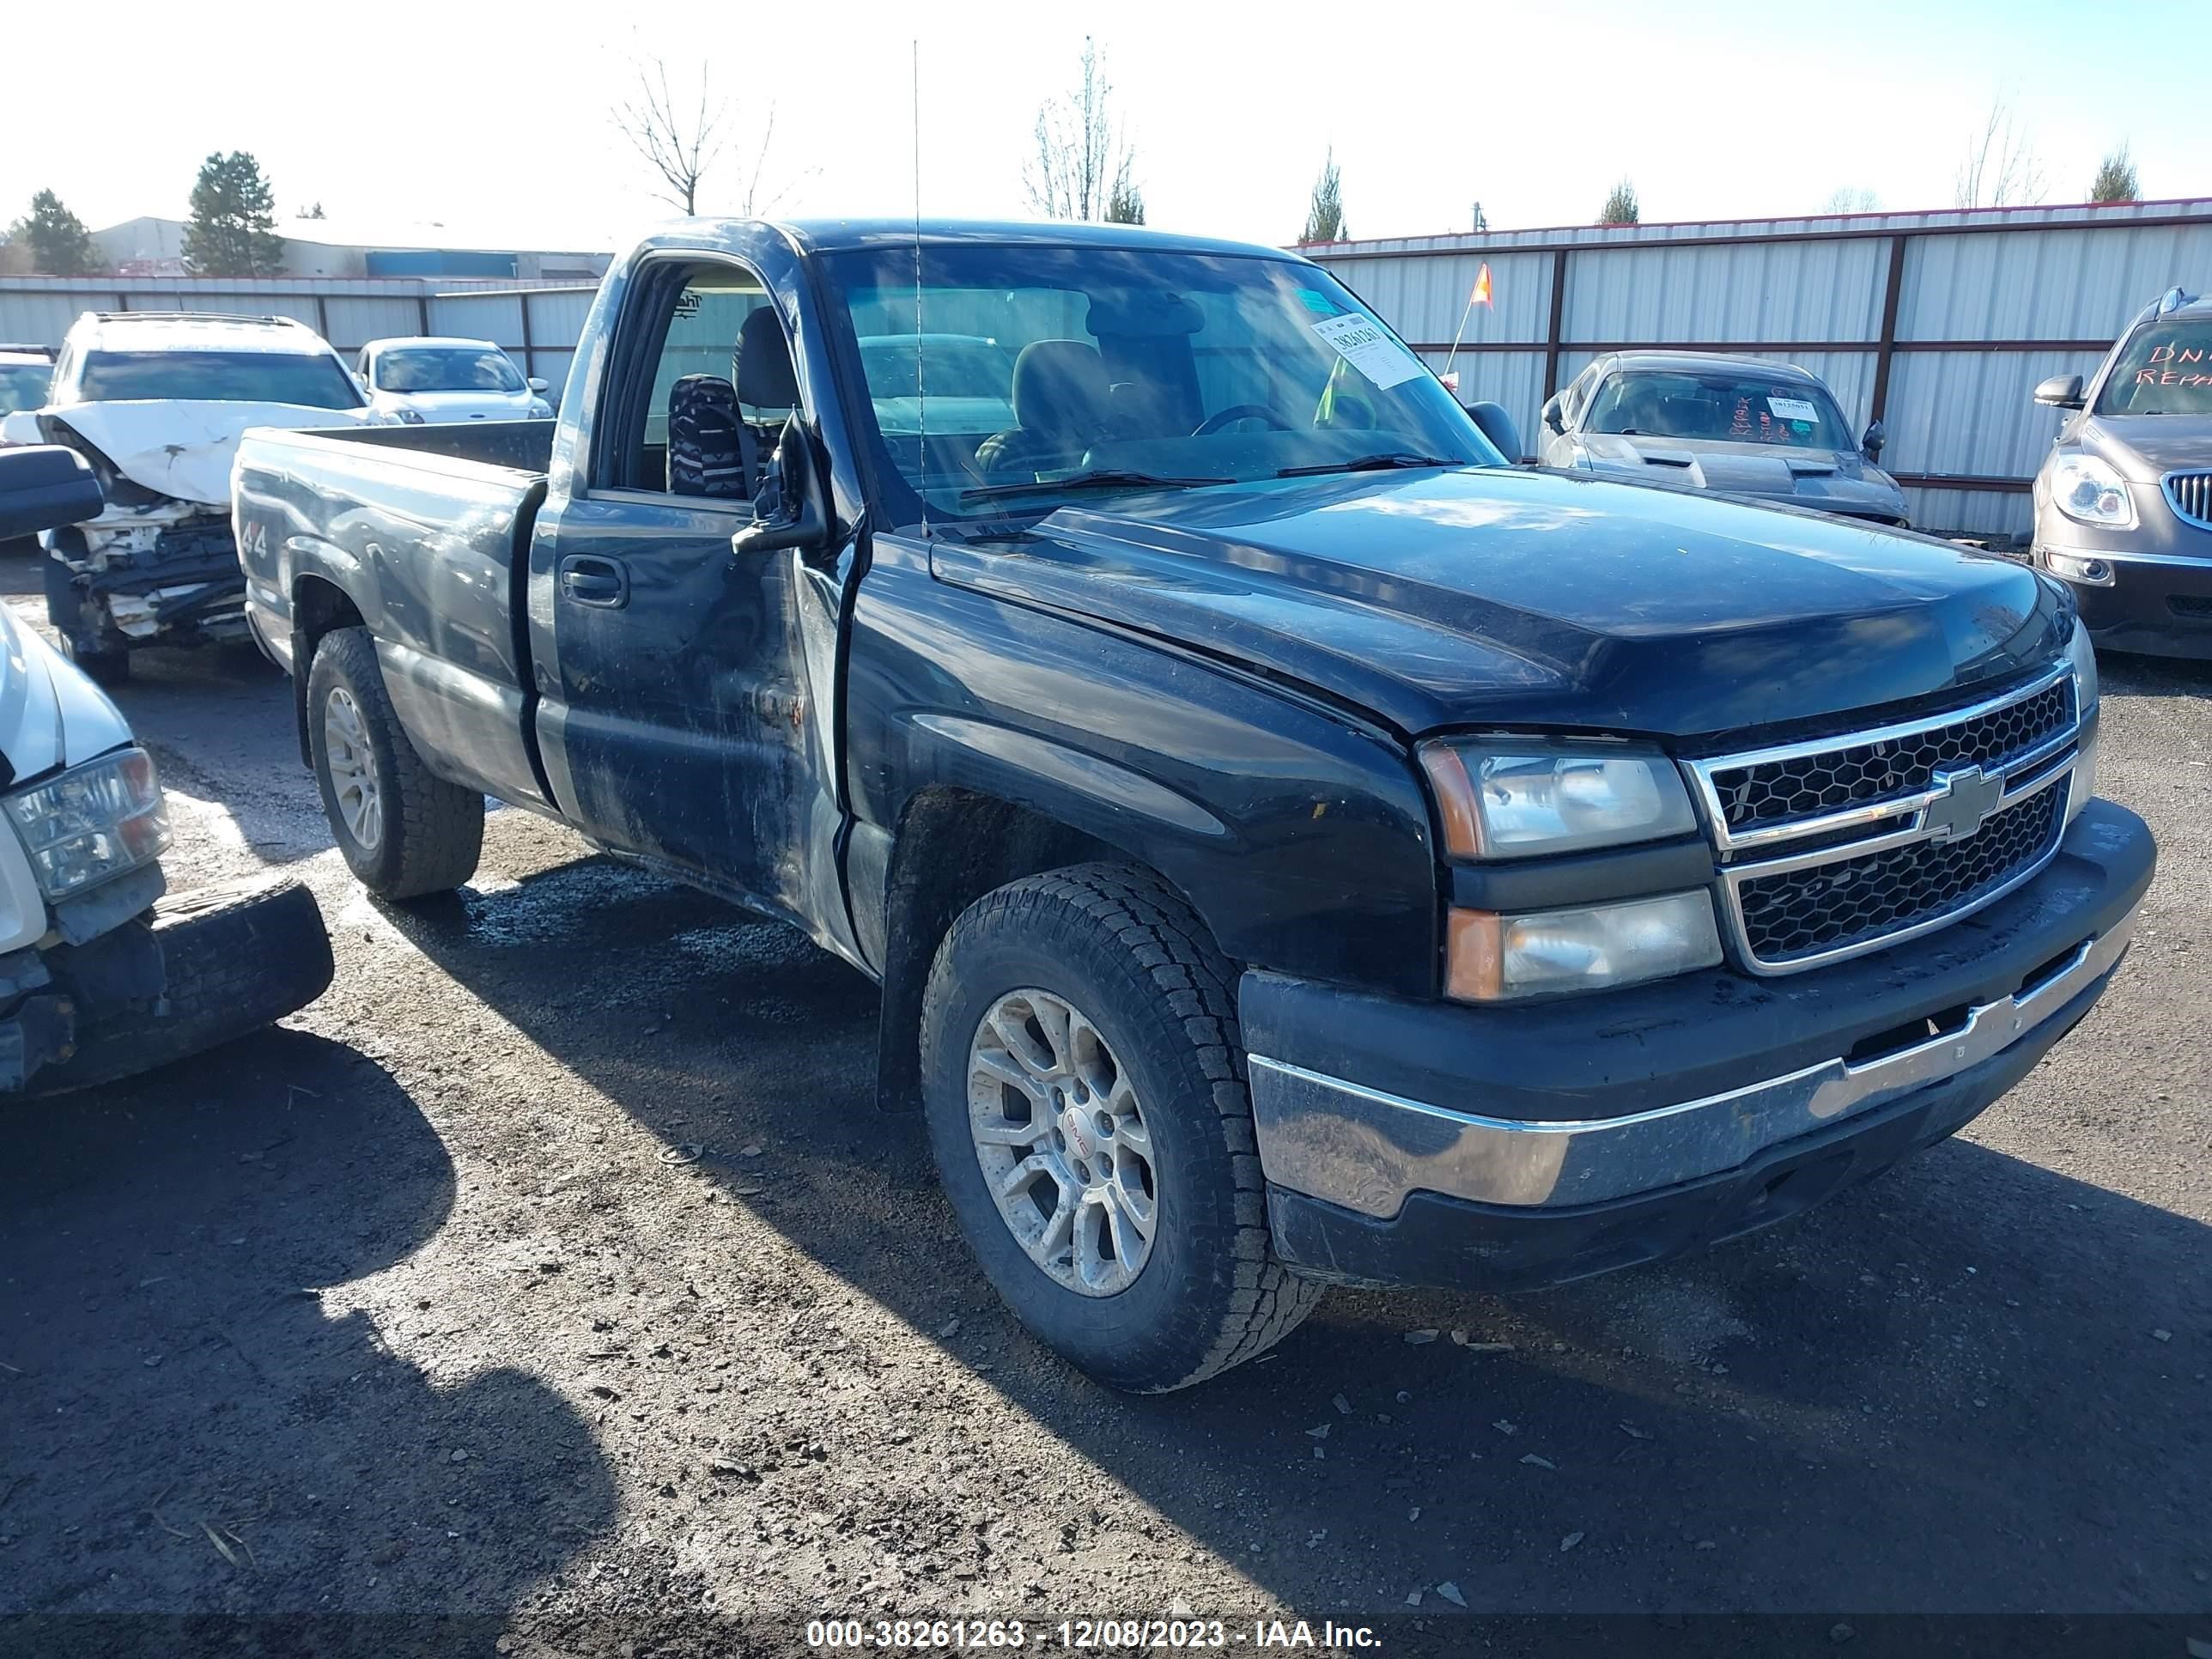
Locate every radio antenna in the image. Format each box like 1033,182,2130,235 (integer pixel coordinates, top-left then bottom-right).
912,37,929,538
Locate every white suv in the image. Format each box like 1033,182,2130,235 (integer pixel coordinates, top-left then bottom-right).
0,311,369,684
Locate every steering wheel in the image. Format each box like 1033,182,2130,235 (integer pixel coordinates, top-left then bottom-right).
1192,404,1291,437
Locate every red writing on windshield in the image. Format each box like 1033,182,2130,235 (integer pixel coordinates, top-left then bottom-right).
2136,369,2212,386
1727,396,1790,443
2148,344,2206,363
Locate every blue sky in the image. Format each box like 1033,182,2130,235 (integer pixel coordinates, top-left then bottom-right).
5,0,2208,252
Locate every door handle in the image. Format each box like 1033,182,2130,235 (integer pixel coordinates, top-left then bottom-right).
559,555,628,608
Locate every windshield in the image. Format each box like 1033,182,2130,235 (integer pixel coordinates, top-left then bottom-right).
1588,368,1854,450
76,349,363,409
374,346,525,394
0,361,52,414
2096,319,2212,416
825,244,1498,522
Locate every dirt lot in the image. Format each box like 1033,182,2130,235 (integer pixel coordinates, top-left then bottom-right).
0,556,2206,1653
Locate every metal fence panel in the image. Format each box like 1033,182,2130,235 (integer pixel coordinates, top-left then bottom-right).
1310,199,2212,537
1904,486,2030,538
1328,250,1554,347
1901,222,2212,342
427,291,524,347
323,294,430,351
1886,348,2100,481
1564,236,1887,346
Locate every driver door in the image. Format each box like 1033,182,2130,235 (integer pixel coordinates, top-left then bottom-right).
530,253,857,959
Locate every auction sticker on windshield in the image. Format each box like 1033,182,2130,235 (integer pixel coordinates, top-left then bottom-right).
1310,313,1424,390
1767,395,1820,423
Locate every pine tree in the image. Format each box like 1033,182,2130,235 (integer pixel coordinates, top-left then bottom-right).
1302,149,1346,243
182,152,286,276
21,190,101,276
1598,179,1639,226
2089,145,2138,204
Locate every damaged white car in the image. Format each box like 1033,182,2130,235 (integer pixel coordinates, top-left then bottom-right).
0,312,372,684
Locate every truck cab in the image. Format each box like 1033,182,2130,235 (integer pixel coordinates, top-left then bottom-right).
232,219,2154,1393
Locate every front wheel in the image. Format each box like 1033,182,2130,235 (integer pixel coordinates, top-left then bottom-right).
918,864,1322,1392
59,631,131,686
307,626,483,898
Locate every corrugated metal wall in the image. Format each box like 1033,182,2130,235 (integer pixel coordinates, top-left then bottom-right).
11,203,2210,538
0,275,598,394
1310,199,2212,537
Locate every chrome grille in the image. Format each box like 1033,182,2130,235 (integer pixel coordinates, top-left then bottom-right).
2166,470,2212,532
1708,679,2071,832
1687,666,2081,975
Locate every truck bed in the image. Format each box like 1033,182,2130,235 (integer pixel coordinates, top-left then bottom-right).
233,419,556,813
279,418,556,477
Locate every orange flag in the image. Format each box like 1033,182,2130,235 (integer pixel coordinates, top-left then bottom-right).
1472,263,1494,307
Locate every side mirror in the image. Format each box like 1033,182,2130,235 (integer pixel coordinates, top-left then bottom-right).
1860,419,1887,462
1541,394,1566,436
526,376,550,394
0,443,102,541
731,420,831,557
1463,400,1522,465
2034,374,2086,410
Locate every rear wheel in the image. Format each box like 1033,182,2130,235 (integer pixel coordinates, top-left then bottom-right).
919,863,1322,1392
307,626,483,898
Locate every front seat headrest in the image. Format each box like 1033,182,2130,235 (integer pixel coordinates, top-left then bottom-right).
733,307,799,410
1009,340,1109,434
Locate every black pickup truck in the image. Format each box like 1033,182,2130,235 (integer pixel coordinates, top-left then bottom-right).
233,219,2153,1392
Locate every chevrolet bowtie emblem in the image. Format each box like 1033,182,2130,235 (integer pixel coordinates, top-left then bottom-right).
1924,765,2005,842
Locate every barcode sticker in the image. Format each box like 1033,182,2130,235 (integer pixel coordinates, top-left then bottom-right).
1311,313,1425,390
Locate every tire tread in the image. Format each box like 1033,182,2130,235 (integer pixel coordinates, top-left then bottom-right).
920,862,1321,1391
309,628,483,898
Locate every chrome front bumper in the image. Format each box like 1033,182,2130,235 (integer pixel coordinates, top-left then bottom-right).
1249,911,2134,1218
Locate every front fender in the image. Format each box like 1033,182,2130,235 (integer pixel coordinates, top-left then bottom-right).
847,535,1441,999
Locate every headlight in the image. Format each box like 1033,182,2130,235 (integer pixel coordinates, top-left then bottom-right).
2049,453,2136,528
3,746,169,900
2066,618,2099,821
1447,892,1723,1001
1419,743,1698,860
392,406,426,425
527,399,555,419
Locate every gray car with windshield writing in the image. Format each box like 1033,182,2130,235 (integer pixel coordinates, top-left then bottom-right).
1540,349,1908,526
2029,287,2212,659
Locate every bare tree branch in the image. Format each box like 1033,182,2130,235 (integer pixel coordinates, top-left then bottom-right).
1954,100,2046,210
1025,38,1139,222
612,56,726,216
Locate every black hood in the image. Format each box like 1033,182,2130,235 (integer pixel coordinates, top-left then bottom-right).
931,466,2069,744
2074,413,2212,482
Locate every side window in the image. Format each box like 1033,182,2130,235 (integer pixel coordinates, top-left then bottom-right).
605,260,801,500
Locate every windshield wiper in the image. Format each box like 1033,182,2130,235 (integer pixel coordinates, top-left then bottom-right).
1273,452,1455,478
960,467,1234,501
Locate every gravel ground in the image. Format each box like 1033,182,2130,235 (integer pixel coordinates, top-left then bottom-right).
0,557,2205,1651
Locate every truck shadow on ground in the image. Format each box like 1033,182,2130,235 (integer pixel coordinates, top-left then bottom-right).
0,1027,617,1638
380,854,2209,1615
